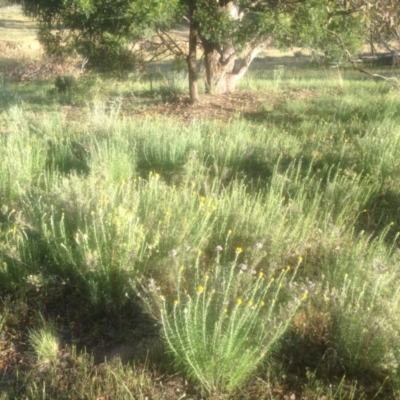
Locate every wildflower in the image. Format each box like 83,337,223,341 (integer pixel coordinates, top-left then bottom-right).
254,242,263,250
169,249,177,257
286,266,291,271
259,271,264,278
250,269,257,275
174,300,179,305
227,229,232,235
204,274,210,281
236,247,243,254
197,285,204,294
247,300,253,307
260,300,265,307
223,308,228,313
298,256,303,263
215,245,223,252
270,277,274,282
301,292,308,300
237,298,243,305
238,263,247,272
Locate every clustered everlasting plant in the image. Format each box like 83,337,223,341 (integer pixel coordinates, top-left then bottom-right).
159,252,305,393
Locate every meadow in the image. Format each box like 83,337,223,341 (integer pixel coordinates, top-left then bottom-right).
2,29,400,398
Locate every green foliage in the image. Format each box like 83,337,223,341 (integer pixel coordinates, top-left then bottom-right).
20,0,179,70
3,69,400,396
19,0,372,78
28,316,59,364
159,254,303,394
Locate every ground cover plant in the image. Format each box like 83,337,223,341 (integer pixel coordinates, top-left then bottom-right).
3,11,400,399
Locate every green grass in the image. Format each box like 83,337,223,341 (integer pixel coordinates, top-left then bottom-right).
1,64,400,398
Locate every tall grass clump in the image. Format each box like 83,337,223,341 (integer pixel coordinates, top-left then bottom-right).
35,177,147,308
28,316,59,365
157,252,304,394
0,107,47,202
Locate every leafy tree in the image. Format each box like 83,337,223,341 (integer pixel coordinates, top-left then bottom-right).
19,0,374,100
19,0,179,70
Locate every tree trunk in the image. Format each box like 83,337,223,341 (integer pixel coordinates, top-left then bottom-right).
203,41,233,94
202,40,261,94
187,8,199,102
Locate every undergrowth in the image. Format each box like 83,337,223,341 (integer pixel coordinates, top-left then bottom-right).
1,67,400,399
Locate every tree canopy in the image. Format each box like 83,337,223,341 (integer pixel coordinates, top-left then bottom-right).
17,0,398,100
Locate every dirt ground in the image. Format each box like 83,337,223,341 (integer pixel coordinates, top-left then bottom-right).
0,5,42,65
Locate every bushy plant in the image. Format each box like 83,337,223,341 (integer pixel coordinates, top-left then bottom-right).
157,252,304,394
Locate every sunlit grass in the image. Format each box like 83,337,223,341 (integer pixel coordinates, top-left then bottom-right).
1,66,400,397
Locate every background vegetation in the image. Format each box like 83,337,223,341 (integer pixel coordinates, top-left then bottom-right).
2,4,400,400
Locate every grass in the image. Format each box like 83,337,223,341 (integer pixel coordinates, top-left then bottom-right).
1,55,400,398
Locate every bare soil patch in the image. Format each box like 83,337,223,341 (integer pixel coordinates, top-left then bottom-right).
0,5,42,64
135,88,314,123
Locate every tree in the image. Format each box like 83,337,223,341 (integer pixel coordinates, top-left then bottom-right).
364,0,400,55
19,0,180,70
19,0,371,101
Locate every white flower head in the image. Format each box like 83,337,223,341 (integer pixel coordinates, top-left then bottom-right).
169,249,178,257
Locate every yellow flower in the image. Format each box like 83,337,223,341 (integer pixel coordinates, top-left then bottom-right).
259,271,264,278
270,277,275,282
174,300,179,305
197,285,204,294
247,300,253,307
223,308,228,313
301,292,308,300
236,247,243,254
227,229,232,235
237,298,243,305
298,256,303,263
260,300,265,307
286,266,291,271
205,274,210,281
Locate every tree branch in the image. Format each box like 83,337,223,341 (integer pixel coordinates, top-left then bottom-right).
157,29,186,58
326,29,400,87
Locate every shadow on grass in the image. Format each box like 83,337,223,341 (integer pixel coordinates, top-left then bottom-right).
274,321,396,400
243,92,400,132
355,189,400,244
